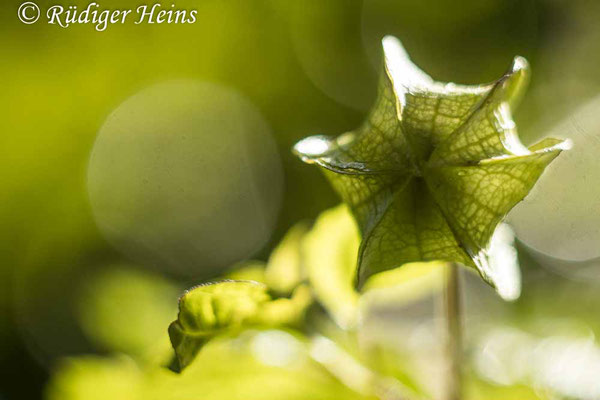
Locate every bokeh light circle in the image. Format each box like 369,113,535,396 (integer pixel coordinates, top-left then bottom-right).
88,80,283,277
509,95,600,261
287,0,377,110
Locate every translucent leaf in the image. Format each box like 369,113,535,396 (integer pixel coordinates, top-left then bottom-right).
226,261,267,283
47,331,375,400
46,356,143,400
302,205,361,329
226,223,309,294
361,261,447,306
303,206,493,326
309,335,423,400
169,280,311,370
265,222,309,294
294,35,568,297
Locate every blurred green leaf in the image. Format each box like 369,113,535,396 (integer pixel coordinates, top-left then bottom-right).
47,331,375,400
46,356,144,400
303,205,360,329
464,378,540,400
265,222,309,294
363,261,445,291
360,344,431,399
362,261,446,306
303,205,452,328
78,267,179,364
226,261,268,283
226,222,308,294
169,280,311,370
294,36,568,298
309,335,426,400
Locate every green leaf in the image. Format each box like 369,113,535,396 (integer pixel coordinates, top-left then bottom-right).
294,36,569,296
169,280,311,370
361,260,447,306
225,261,268,282
303,205,456,328
265,222,309,294
303,205,361,329
77,267,180,364
45,356,144,400
48,331,376,400
225,223,309,294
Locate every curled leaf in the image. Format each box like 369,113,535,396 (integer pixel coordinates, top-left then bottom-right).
169,280,311,370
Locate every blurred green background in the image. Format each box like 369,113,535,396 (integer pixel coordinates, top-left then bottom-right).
2,0,600,399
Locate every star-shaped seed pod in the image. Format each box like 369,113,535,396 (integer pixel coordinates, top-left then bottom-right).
294,36,569,294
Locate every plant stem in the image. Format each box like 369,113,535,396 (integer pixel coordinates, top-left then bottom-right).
443,263,462,400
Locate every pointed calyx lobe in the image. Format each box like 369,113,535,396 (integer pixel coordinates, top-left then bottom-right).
294,36,568,290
